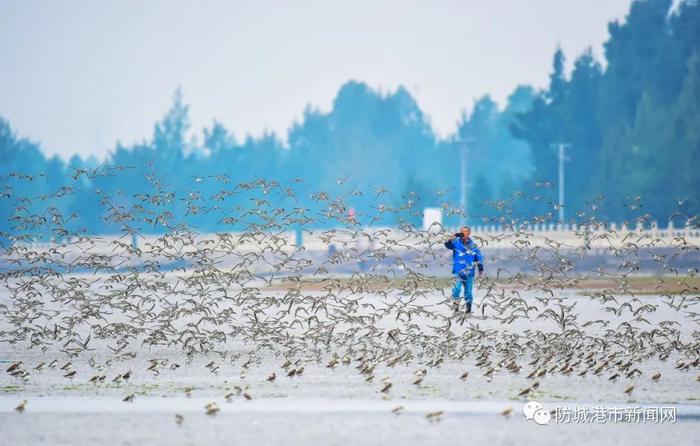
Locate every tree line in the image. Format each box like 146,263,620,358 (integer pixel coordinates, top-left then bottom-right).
1,0,698,240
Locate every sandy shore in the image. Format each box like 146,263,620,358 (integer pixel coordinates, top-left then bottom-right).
1,282,699,445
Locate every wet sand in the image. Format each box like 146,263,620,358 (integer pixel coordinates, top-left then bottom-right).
1,284,699,445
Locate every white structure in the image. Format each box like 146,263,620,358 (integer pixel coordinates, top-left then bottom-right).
423,208,443,231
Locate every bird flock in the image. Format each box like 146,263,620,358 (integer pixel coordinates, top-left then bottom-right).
1,168,699,420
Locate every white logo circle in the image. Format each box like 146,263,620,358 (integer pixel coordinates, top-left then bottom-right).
533,408,551,425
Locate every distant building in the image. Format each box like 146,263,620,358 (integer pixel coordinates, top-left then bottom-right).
423,208,442,231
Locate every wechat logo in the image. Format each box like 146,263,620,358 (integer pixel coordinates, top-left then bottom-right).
523,401,551,425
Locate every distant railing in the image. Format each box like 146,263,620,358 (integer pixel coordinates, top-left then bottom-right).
12,221,700,256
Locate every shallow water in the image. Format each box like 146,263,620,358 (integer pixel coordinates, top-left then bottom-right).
1,402,699,446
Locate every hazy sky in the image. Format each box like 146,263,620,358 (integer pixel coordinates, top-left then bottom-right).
0,0,634,160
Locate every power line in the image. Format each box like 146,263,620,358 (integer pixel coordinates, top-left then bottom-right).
456,137,474,227
551,142,571,224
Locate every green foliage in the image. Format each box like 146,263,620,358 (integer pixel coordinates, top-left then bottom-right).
514,0,700,224
2,0,698,235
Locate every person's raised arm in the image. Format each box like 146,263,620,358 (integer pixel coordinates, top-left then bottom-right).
444,233,458,250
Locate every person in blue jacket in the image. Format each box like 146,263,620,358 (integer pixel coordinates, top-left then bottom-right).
444,226,484,313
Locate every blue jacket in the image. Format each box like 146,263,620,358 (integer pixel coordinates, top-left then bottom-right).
444,236,483,277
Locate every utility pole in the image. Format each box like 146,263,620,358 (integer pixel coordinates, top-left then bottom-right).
457,137,474,227
551,142,571,224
